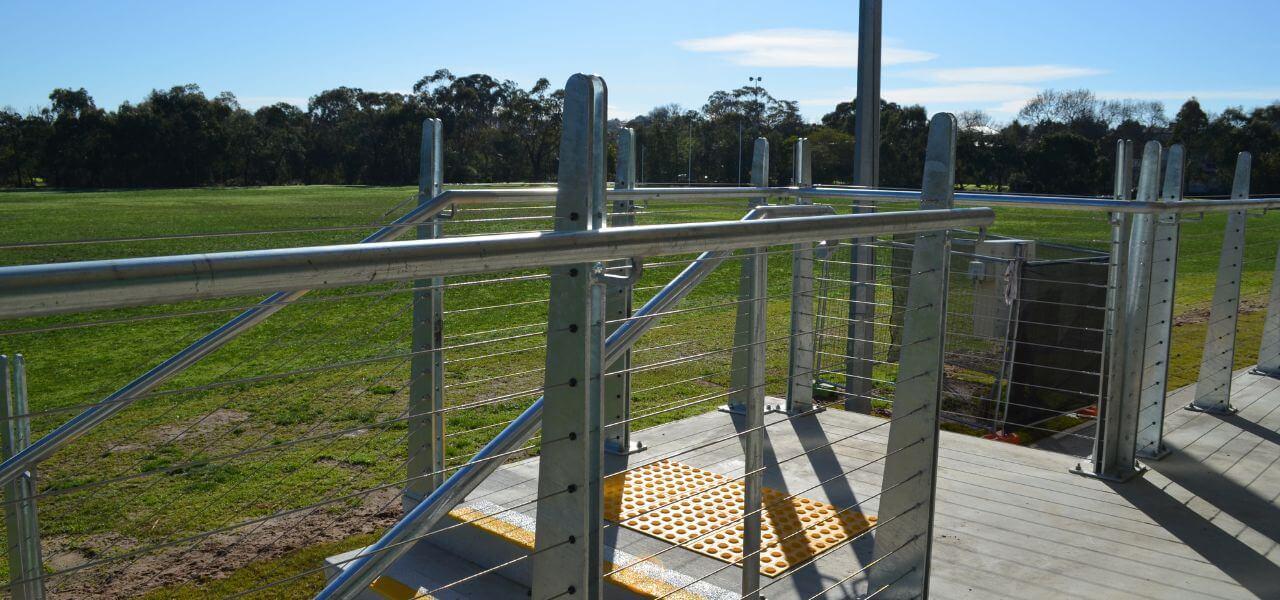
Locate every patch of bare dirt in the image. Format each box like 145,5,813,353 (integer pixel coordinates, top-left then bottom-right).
43,486,403,598
1173,297,1267,327
148,409,250,443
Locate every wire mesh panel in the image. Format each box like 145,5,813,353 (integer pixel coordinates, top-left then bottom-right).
805,202,1113,458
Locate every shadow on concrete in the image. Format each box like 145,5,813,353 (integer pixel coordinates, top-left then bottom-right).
1217,411,1280,448
1147,446,1280,546
788,414,876,567
727,411,866,599
1110,476,1280,599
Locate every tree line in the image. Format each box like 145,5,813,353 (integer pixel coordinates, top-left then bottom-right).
1,70,1277,195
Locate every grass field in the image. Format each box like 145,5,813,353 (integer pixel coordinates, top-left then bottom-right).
0,185,1276,597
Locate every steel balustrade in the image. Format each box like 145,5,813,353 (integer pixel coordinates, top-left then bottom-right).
529,73,608,599
786,137,821,415
1191,153,1253,414
1132,144,1185,460
1256,245,1280,377
1,70,1278,600
602,127,642,456
406,118,447,502
1,355,43,600
866,113,957,598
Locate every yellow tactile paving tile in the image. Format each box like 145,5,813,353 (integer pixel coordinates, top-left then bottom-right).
370,575,432,600
603,459,876,577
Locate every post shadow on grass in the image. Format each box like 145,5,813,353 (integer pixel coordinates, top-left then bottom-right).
1110,473,1280,599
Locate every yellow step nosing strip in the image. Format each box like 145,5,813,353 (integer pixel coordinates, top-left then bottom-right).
448,503,735,600
369,574,431,600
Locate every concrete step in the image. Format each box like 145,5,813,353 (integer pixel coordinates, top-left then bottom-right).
324,538,529,600
420,498,738,599
326,497,738,599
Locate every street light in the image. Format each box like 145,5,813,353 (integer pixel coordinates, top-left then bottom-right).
738,76,763,186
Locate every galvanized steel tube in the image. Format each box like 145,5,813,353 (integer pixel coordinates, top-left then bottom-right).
0,209,995,320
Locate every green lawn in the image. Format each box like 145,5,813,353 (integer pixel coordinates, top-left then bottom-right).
0,186,1275,597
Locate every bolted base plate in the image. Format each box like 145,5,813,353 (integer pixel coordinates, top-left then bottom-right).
1136,445,1171,461
603,439,647,456
1184,402,1239,415
1249,366,1280,379
782,405,826,417
718,402,786,415
1069,461,1147,483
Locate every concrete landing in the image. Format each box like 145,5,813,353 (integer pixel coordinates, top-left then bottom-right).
337,369,1280,599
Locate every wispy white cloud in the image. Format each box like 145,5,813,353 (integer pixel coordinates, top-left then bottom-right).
798,63,1107,119
795,62,1279,122
800,83,1040,118
909,65,1105,84
677,29,936,68
883,83,1039,105
609,104,637,120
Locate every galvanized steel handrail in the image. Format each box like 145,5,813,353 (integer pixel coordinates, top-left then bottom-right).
447,184,1280,213
314,204,982,599
801,186,1280,214
0,206,991,494
0,209,993,319
0,182,803,491
3,179,1264,491
0,190,445,490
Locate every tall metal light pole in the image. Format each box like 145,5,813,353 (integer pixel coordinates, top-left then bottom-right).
686,119,693,184
845,0,882,414
853,6,881,186
739,76,763,186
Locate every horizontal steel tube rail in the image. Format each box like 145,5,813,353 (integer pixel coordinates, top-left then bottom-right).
0,209,993,319
0,189,468,489
1,180,1265,491
798,187,1280,214
0,207,990,493
0,185,800,489
0,187,620,489
444,185,1280,213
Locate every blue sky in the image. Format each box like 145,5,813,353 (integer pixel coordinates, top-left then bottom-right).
3,0,1279,123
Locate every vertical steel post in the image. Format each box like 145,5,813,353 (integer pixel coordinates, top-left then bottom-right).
604,128,644,455
787,138,818,415
1255,242,1280,378
852,0,882,188
726,138,774,414
1135,145,1184,458
1077,141,1163,481
740,220,768,600
531,74,608,600
845,0,882,414
2,356,44,600
406,119,446,504
793,137,812,188
1088,140,1134,475
1191,153,1252,413
867,113,955,599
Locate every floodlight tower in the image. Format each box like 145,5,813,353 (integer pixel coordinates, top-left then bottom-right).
845,0,882,414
